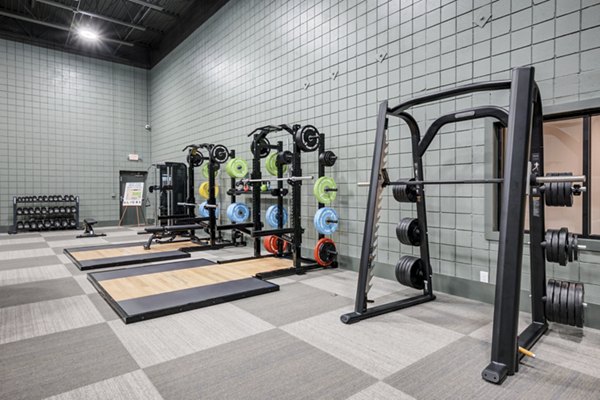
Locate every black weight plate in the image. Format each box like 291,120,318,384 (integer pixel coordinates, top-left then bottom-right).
575,283,584,327
551,182,559,206
545,183,554,206
210,144,229,164
567,282,576,326
409,258,425,290
558,228,568,266
557,182,565,207
552,279,561,323
567,233,574,263
295,125,320,152
549,230,557,263
545,280,555,321
394,258,407,285
564,182,573,206
573,234,578,261
559,280,569,325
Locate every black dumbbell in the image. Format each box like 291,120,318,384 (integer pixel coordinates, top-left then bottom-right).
16,221,24,230
44,220,51,229
41,207,47,214
61,219,68,228
59,206,66,213
23,221,30,229
69,219,77,228
16,207,23,215
54,207,60,214
34,207,41,215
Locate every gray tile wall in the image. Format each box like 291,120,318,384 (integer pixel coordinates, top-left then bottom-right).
149,0,600,304
0,39,150,228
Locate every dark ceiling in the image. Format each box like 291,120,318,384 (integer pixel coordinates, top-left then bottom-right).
0,0,229,69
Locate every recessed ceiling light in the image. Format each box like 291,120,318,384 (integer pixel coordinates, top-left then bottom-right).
78,27,99,41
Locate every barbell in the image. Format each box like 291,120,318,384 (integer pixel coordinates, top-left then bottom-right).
357,175,586,187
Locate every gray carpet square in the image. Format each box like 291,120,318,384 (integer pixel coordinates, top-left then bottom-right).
346,382,416,400
0,233,41,240
45,371,162,400
145,329,376,400
0,247,55,260
0,255,61,271
385,336,600,400
282,308,463,379
0,277,84,308
0,324,139,400
109,302,274,368
301,269,410,300
0,264,71,287
398,292,494,335
233,281,353,326
0,241,49,251
0,295,105,344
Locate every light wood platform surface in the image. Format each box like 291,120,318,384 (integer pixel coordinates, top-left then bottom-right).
70,241,188,261
100,257,292,301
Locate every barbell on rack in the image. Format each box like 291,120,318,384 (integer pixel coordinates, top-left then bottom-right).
358,175,586,187
237,176,314,185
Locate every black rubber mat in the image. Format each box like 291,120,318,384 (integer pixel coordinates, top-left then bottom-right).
63,246,191,271
88,258,279,323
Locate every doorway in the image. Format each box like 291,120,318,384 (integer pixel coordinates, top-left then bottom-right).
119,171,148,226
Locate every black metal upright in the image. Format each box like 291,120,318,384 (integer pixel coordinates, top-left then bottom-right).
252,134,263,257
481,68,537,384
291,140,302,271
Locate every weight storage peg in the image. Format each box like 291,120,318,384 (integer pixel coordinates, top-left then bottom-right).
396,218,421,246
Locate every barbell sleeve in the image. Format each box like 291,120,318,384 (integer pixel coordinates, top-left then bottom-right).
536,175,586,183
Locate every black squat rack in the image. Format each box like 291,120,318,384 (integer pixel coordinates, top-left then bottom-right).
9,194,80,234
143,142,244,250
340,66,588,385
227,124,338,278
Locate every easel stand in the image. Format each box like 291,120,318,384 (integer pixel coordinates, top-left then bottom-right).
119,205,146,226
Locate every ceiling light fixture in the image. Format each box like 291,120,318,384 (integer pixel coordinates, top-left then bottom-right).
78,27,99,41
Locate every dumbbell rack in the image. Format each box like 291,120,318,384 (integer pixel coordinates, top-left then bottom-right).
9,195,80,234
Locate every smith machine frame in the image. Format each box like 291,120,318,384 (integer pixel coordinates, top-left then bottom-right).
340,67,586,385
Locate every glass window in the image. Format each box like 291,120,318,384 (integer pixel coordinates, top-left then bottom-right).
540,118,583,234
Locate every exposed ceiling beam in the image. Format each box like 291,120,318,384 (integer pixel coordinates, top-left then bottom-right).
0,10,135,46
125,0,164,12
36,0,146,31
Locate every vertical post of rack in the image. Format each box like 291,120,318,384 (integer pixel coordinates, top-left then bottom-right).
9,196,17,234
291,139,302,271
207,151,217,247
276,141,284,255
229,149,239,246
407,118,434,299
317,133,325,242
252,134,262,257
